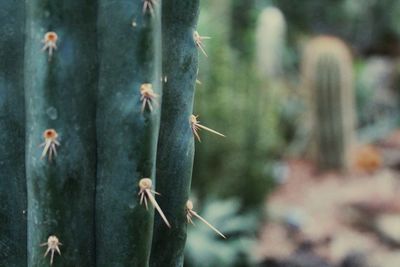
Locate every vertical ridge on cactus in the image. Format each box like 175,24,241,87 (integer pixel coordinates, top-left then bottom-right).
302,36,355,171
0,1,26,266
25,1,98,265
150,0,200,266
96,0,162,265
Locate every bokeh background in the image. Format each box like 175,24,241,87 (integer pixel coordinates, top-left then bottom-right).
184,1,400,267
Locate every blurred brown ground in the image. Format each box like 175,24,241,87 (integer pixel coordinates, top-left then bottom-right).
256,131,400,267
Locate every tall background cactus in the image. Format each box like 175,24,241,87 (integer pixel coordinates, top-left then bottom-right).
256,6,286,81
302,36,355,170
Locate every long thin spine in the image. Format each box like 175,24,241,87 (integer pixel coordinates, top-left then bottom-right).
196,124,226,137
146,190,171,228
191,211,226,239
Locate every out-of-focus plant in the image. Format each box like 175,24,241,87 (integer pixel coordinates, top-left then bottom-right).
184,198,258,267
256,7,286,81
355,57,400,142
255,5,307,157
302,36,355,171
193,0,279,210
276,94,308,156
275,0,400,56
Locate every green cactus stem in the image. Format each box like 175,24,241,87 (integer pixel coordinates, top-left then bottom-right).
303,36,355,170
25,1,98,266
0,1,26,266
150,0,200,266
96,0,161,266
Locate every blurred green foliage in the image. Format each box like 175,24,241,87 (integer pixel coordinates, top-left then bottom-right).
355,59,400,142
193,0,280,210
184,198,258,267
274,0,400,55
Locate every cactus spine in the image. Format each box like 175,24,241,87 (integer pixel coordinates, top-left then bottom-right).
0,1,26,266
96,0,161,265
303,36,355,170
150,0,200,266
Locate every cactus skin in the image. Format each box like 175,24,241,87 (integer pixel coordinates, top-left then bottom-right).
0,1,26,266
150,0,199,266
25,1,98,266
96,1,161,266
303,36,355,170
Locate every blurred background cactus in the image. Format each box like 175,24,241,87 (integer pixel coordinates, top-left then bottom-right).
256,7,286,81
302,36,355,171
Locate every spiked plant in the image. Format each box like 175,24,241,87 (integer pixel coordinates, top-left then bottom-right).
302,36,355,170
0,0,223,266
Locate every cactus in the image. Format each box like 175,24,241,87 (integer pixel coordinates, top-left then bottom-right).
0,1,26,266
302,36,355,170
256,6,286,80
0,0,205,266
150,0,199,266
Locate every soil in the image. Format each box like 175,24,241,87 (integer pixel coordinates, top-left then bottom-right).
256,156,400,267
